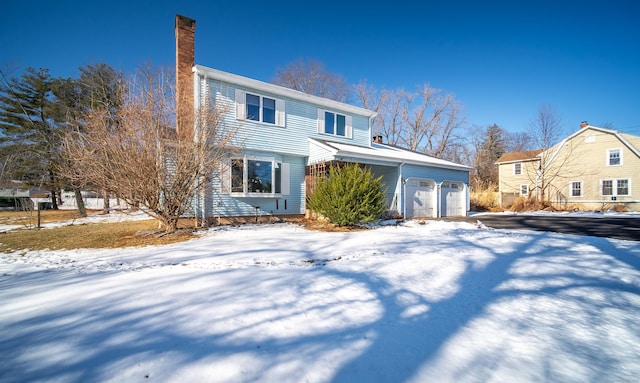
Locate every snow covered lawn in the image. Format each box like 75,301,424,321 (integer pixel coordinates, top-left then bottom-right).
1,220,639,382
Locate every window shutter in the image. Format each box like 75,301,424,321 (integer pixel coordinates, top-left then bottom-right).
346,115,353,138
281,163,290,196
235,89,245,120
220,162,231,194
317,109,324,134
276,99,285,127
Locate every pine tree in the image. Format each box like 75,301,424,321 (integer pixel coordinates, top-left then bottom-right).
307,163,386,226
0,67,64,208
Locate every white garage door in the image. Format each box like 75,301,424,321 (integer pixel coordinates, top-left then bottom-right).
441,181,465,217
405,179,436,218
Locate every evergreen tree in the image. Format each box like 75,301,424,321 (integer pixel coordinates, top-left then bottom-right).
307,163,386,226
0,67,64,208
473,124,507,188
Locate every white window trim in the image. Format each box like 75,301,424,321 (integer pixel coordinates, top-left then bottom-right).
225,155,290,198
317,109,353,138
513,162,522,175
569,181,583,197
235,89,285,127
600,178,630,197
520,184,529,196
616,178,630,196
606,148,622,166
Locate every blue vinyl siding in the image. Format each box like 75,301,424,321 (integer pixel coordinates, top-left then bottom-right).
205,155,306,218
204,76,370,156
193,70,469,219
402,164,470,184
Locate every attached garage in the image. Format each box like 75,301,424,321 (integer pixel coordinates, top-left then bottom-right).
405,178,436,218
441,181,466,217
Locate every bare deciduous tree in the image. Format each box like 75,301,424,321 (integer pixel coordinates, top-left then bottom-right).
63,67,233,233
526,104,569,201
356,82,465,159
272,59,350,102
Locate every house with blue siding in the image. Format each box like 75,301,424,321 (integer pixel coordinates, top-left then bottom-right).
176,15,472,223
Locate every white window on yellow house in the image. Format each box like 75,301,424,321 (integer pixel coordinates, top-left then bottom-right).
513,162,522,175
601,179,629,196
520,184,529,196
607,149,622,166
570,181,582,197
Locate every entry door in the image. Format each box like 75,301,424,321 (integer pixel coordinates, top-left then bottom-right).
442,181,464,216
405,179,435,218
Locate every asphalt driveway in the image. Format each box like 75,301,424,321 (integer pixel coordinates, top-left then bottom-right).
443,214,640,241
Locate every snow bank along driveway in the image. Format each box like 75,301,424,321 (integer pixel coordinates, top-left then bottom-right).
1,220,639,382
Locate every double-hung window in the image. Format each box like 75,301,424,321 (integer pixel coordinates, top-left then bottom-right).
513,162,522,175
607,149,621,166
317,109,352,138
602,179,629,196
570,181,582,197
227,156,290,196
616,179,629,196
235,89,284,126
520,184,529,196
602,180,613,196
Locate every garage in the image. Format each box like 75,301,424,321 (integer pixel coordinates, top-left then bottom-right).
405,178,436,218
441,181,465,217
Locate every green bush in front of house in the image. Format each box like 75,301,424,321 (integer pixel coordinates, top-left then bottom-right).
307,163,386,226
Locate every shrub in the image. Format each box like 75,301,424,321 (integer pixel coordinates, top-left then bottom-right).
307,163,386,226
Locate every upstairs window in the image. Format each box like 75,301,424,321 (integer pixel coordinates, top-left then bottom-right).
513,162,522,175
607,149,621,166
235,90,284,126
317,109,352,138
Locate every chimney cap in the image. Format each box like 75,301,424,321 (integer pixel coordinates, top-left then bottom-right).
580,121,588,128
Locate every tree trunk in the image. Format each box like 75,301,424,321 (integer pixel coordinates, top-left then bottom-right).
74,188,87,217
102,190,110,214
50,189,58,209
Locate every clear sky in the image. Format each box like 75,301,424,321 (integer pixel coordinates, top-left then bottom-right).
2,0,639,136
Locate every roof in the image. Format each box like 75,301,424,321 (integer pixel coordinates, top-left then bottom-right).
495,149,543,164
309,139,473,172
193,65,377,118
544,125,640,164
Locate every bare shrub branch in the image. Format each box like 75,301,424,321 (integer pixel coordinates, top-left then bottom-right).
63,67,233,232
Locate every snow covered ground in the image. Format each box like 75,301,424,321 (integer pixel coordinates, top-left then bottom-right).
1,215,639,383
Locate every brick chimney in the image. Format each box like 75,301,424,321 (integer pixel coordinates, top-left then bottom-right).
175,15,195,138
373,135,383,144
580,121,588,129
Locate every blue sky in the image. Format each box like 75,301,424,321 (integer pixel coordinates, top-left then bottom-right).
2,0,639,136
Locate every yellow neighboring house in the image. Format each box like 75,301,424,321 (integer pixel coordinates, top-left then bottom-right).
496,123,640,211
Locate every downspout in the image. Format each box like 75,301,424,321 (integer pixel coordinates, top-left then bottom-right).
368,115,375,146
399,161,405,218
437,182,443,218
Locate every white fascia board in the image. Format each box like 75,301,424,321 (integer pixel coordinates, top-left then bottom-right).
194,65,377,118
319,140,473,171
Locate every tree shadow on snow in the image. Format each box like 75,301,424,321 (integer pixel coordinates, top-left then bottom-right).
1,226,639,382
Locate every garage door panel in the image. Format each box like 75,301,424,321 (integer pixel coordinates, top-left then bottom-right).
442,181,464,217
406,179,435,218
